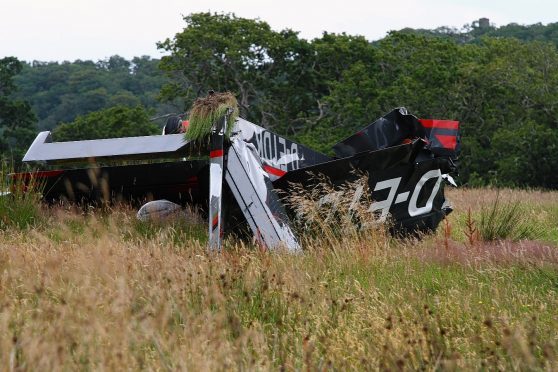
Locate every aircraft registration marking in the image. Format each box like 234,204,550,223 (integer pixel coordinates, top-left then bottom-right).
369,169,443,220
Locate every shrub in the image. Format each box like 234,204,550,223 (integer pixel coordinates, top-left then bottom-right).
478,194,539,241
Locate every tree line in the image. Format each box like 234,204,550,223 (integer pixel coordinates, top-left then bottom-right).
13,55,175,131
2,13,558,188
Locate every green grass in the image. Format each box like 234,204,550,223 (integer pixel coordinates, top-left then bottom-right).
448,188,558,246
478,195,540,241
0,188,556,370
0,164,44,230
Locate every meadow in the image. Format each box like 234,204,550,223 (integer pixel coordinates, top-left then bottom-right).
0,187,557,370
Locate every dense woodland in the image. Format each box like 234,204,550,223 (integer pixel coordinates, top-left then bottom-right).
1,13,558,188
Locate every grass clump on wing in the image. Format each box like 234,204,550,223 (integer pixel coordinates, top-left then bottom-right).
478,193,539,241
185,92,239,141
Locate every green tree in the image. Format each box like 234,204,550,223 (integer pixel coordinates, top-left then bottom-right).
157,13,382,139
52,105,159,141
159,13,348,135
454,38,558,185
158,13,286,125
401,20,558,48
373,32,465,118
0,57,37,164
292,32,378,144
299,32,464,153
14,56,172,131
492,121,558,188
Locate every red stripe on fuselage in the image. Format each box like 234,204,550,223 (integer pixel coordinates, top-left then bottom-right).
10,169,64,180
434,134,457,150
263,165,287,177
419,119,459,130
210,149,224,158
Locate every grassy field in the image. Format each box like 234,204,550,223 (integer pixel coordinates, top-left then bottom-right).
0,187,557,370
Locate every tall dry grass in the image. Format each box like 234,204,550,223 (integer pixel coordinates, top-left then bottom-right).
0,188,557,370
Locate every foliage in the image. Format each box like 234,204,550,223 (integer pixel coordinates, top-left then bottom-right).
9,14,558,189
402,20,558,48
492,122,558,188
0,57,37,164
157,13,320,132
482,21,558,47
52,105,160,141
186,92,238,141
13,56,175,131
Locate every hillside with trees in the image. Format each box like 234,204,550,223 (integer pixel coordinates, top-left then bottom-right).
400,18,558,46
3,13,558,188
13,56,176,131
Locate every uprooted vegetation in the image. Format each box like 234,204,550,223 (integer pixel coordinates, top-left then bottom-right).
0,187,557,370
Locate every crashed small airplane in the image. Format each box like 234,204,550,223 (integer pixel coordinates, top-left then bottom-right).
14,93,460,251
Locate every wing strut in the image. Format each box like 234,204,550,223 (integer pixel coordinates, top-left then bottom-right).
207,111,229,251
